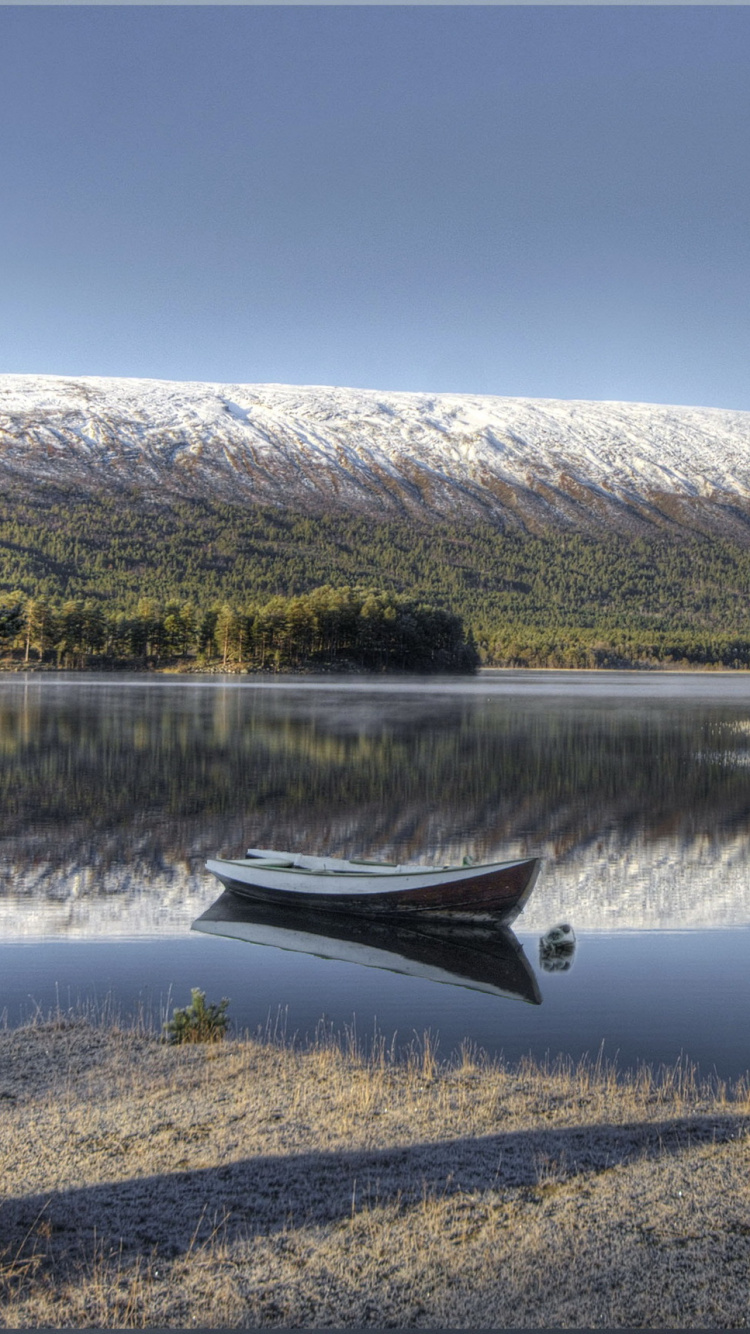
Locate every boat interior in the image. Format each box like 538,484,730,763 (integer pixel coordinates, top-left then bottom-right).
237,848,493,875
240,848,402,874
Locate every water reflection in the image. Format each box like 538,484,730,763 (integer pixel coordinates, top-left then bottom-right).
6,674,750,1073
3,673,750,935
192,890,541,1006
539,923,577,972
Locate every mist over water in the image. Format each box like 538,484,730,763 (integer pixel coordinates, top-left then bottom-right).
2,671,750,1074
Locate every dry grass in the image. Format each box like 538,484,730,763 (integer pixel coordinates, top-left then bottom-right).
1,1013,750,1328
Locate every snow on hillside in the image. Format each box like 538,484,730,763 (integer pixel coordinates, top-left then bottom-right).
2,373,750,531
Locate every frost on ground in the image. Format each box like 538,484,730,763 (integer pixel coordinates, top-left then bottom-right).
1,1020,750,1328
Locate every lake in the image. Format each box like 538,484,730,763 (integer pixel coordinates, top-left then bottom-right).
3,669,750,1078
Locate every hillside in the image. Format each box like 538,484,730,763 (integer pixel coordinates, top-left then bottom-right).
4,374,750,538
4,375,750,665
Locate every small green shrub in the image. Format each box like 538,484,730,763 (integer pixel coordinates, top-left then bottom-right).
163,989,230,1045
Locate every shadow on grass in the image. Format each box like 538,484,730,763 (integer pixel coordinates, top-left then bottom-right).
4,1112,749,1275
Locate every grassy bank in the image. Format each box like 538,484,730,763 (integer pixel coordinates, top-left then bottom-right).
2,1018,750,1328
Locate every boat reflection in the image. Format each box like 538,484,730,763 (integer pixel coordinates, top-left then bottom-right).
192,890,542,1005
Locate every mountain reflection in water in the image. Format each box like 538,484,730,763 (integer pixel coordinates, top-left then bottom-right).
4,673,750,935
192,890,542,1006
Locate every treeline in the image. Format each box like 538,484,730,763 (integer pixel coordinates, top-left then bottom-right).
4,490,750,635
5,586,750,671
0,585,479,674
6,488,750,667
486,626,750,670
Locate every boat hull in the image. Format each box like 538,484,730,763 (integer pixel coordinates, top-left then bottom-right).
206,856,541,921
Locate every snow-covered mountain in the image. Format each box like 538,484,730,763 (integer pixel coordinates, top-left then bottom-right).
3,374,750,536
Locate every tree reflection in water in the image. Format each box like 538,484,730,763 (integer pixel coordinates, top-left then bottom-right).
3,678,750,868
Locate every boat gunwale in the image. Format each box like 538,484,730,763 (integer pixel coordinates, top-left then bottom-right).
211,855,534,881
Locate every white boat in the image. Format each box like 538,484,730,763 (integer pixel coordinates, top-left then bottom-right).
205,847,541,920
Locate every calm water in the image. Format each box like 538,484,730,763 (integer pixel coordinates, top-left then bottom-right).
3,670,750,1076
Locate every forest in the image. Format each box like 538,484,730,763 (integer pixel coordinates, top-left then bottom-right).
0,583,478,673
3,486,750,668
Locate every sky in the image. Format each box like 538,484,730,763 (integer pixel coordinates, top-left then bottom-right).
2,6,750,408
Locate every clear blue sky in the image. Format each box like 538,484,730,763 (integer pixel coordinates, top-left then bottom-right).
2,6,750,408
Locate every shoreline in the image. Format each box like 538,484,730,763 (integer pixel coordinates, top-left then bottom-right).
4,660,750,675
2,1018,750,1328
